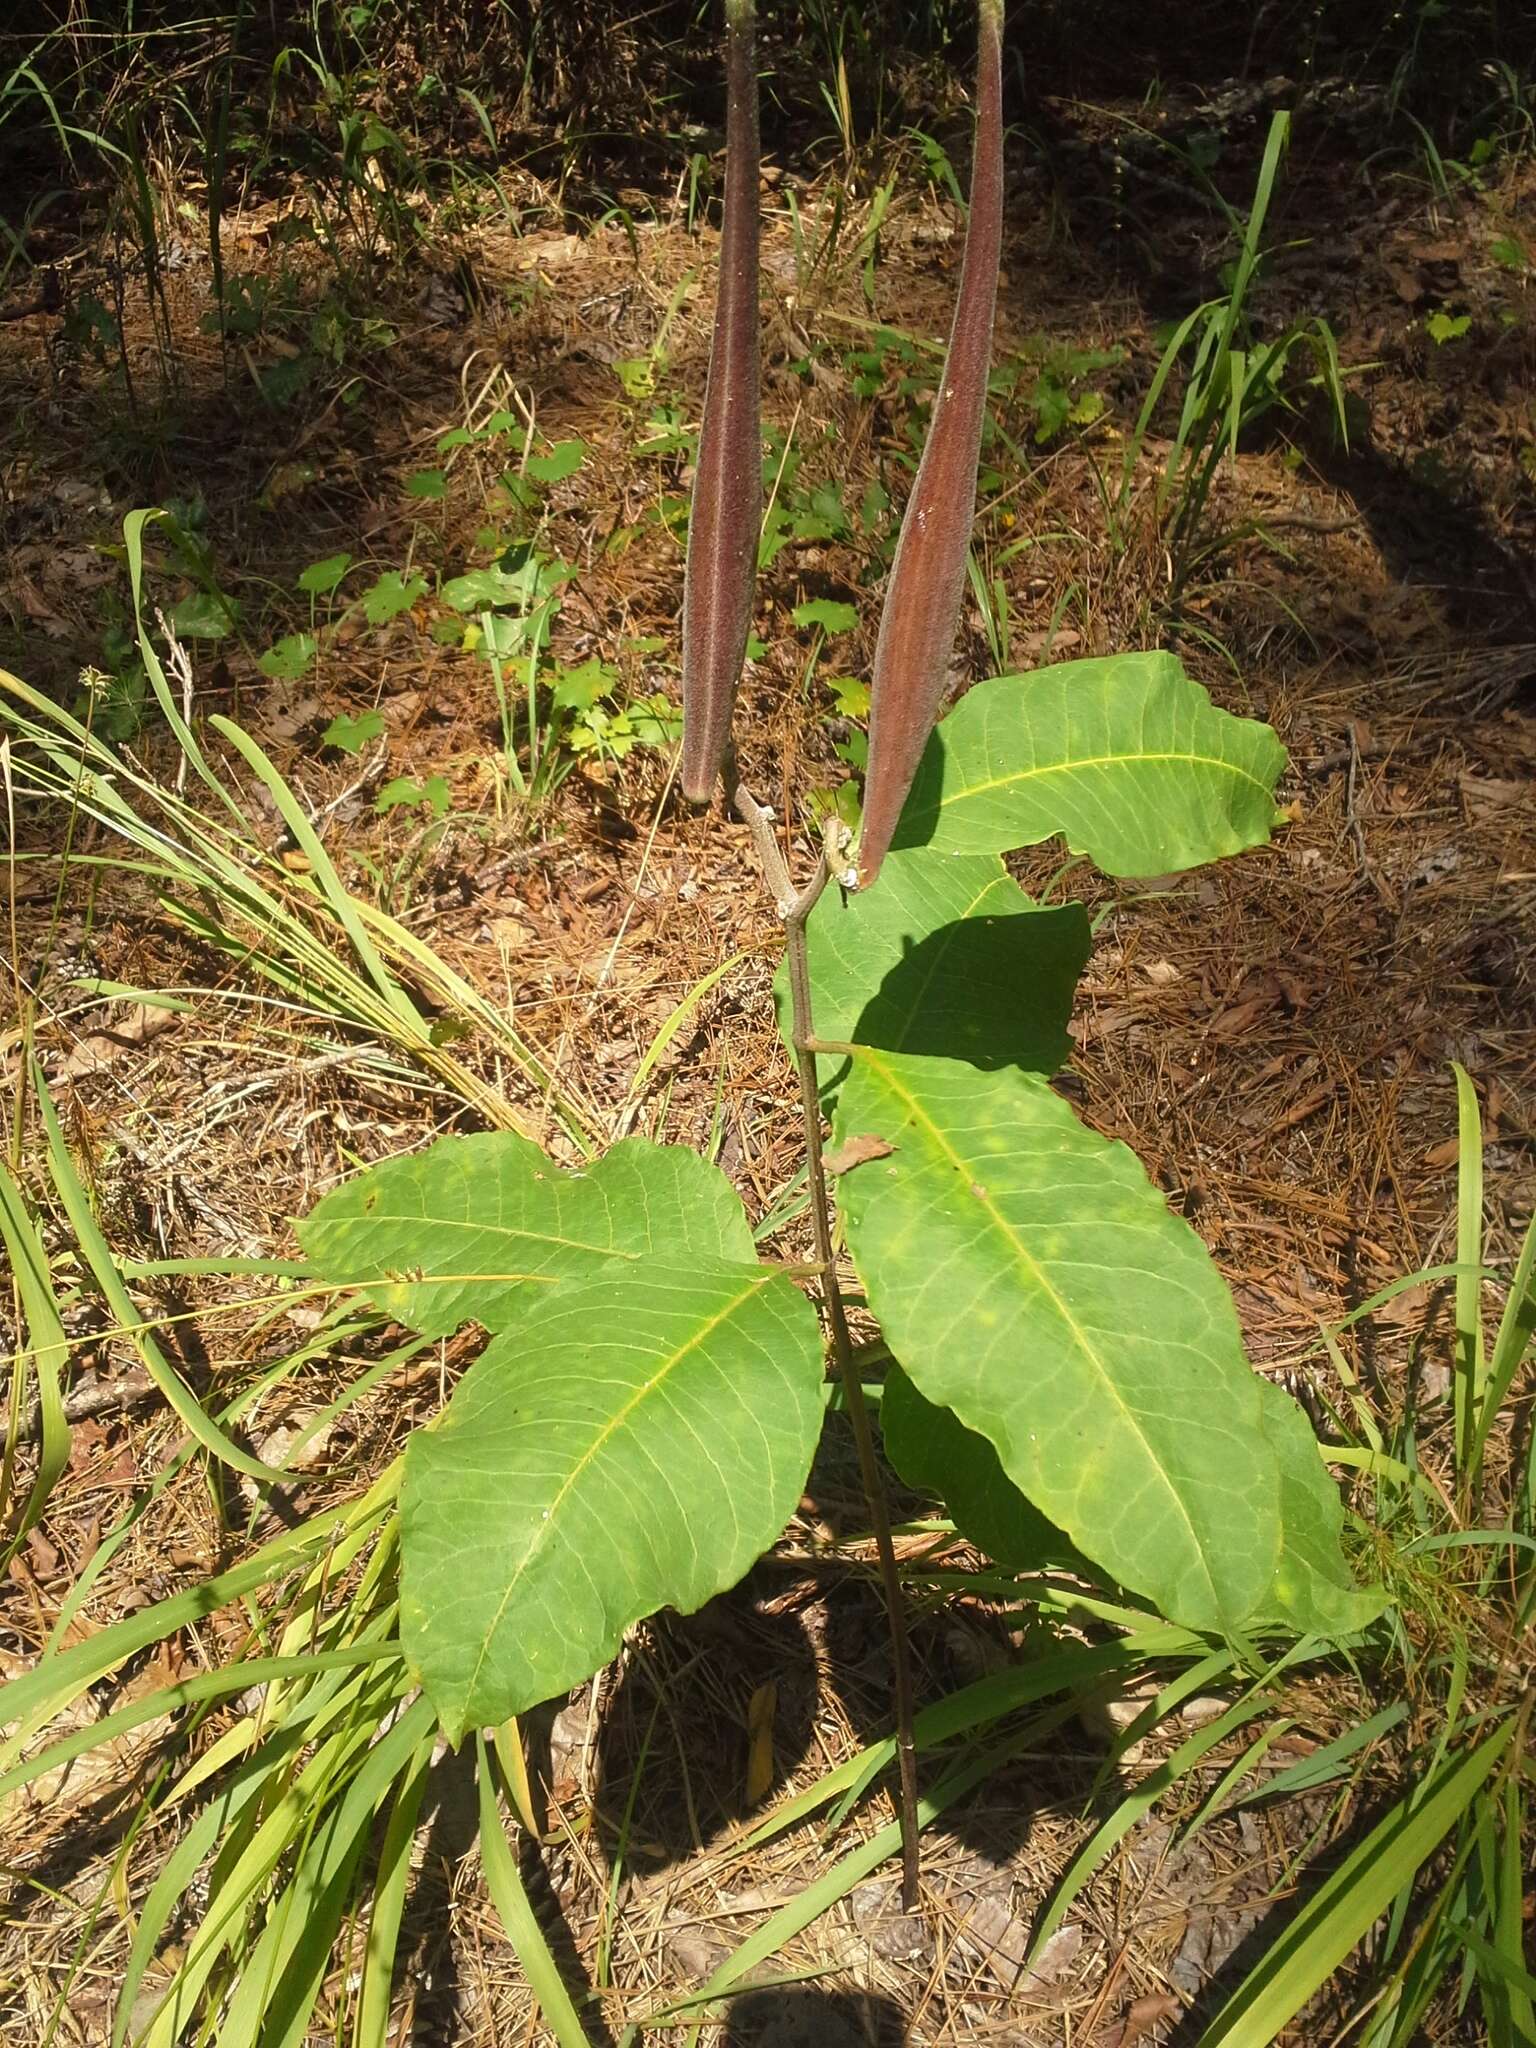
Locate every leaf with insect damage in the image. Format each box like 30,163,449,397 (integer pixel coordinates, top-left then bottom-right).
892,651,1286,876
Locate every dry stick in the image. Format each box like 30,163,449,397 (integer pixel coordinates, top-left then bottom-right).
733,783,922,1908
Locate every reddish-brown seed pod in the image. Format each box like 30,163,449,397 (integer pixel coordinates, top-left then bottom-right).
857,0,1004,886
680,0,762,803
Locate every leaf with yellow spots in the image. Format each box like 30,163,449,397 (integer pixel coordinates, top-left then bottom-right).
835,1050,1374,1637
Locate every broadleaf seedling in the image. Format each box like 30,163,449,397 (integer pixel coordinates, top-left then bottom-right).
299,0,1379,1926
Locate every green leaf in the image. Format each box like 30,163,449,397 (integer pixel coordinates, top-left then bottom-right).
300,1132,757,1337
783,846,1089,1092
258,632,318,681
170,590,239,639
882,1364,1080,1571
792,599,860,635
374,774,448,815
400,1261,824,1734
827,675,870,717
321,708,384,754
1426,309,1471,344
405,468,448,499
441,565,534,612
523,438,587,485
472,614,536,658
893,652,1286,876
1256,1378,1385,1637
834,1050,1286,1634
360,570,427,625
613,357,654,400
551,657,617,711
298,552,352,596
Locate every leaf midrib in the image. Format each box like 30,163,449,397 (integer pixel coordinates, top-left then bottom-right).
937,746,1274,813
337,1211,643,1263
849,1048,1224,1613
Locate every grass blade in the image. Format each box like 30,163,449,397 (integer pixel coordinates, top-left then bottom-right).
1033,1696,1267,1961
0,1157,71,1563
34,1068,276,1483
1234,1702,1409,1806
354,1740,435,2047
1469,1203,1536,1490
0,1461,401,1754
1452,1061,1486,1486
1199,1724,1515,2046
477,1732,598,2048
213,715,422,1032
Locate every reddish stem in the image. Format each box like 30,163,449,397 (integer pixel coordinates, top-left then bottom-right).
680,0,762,802
857,0,1004,886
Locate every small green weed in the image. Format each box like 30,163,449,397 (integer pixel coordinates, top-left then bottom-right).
1110,113,1351,599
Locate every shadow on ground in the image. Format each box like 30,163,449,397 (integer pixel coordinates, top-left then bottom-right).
718,1986,906,2048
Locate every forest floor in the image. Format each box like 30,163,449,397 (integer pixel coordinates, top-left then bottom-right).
1,45,1535,2048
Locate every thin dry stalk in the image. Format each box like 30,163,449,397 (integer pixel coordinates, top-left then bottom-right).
733,782,922,1908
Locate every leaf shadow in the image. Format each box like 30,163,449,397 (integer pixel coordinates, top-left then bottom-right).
886,732,949,855
578,1411,1105,1890
848,906,1090,1074
718,1985,907,2047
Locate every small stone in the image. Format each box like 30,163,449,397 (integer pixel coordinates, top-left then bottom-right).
1179,1694,1231,1729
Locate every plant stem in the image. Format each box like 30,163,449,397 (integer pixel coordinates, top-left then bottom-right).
733,784,922,1908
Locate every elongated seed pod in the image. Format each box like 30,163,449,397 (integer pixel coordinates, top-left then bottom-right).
680,0,762,803
857,0,1004,886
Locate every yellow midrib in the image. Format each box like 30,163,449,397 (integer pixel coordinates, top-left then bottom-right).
940,747,1272,809
461,1270,767,1710
851,1048,1220,1607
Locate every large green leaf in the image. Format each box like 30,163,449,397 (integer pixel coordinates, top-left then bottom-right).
892,652,1286,875
400,1261,824,1736
299,1133,754,1336
881,1364,1082,1572
780,845,1089,1093
833,1049,1285,1634
1256,1379,1384,1637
